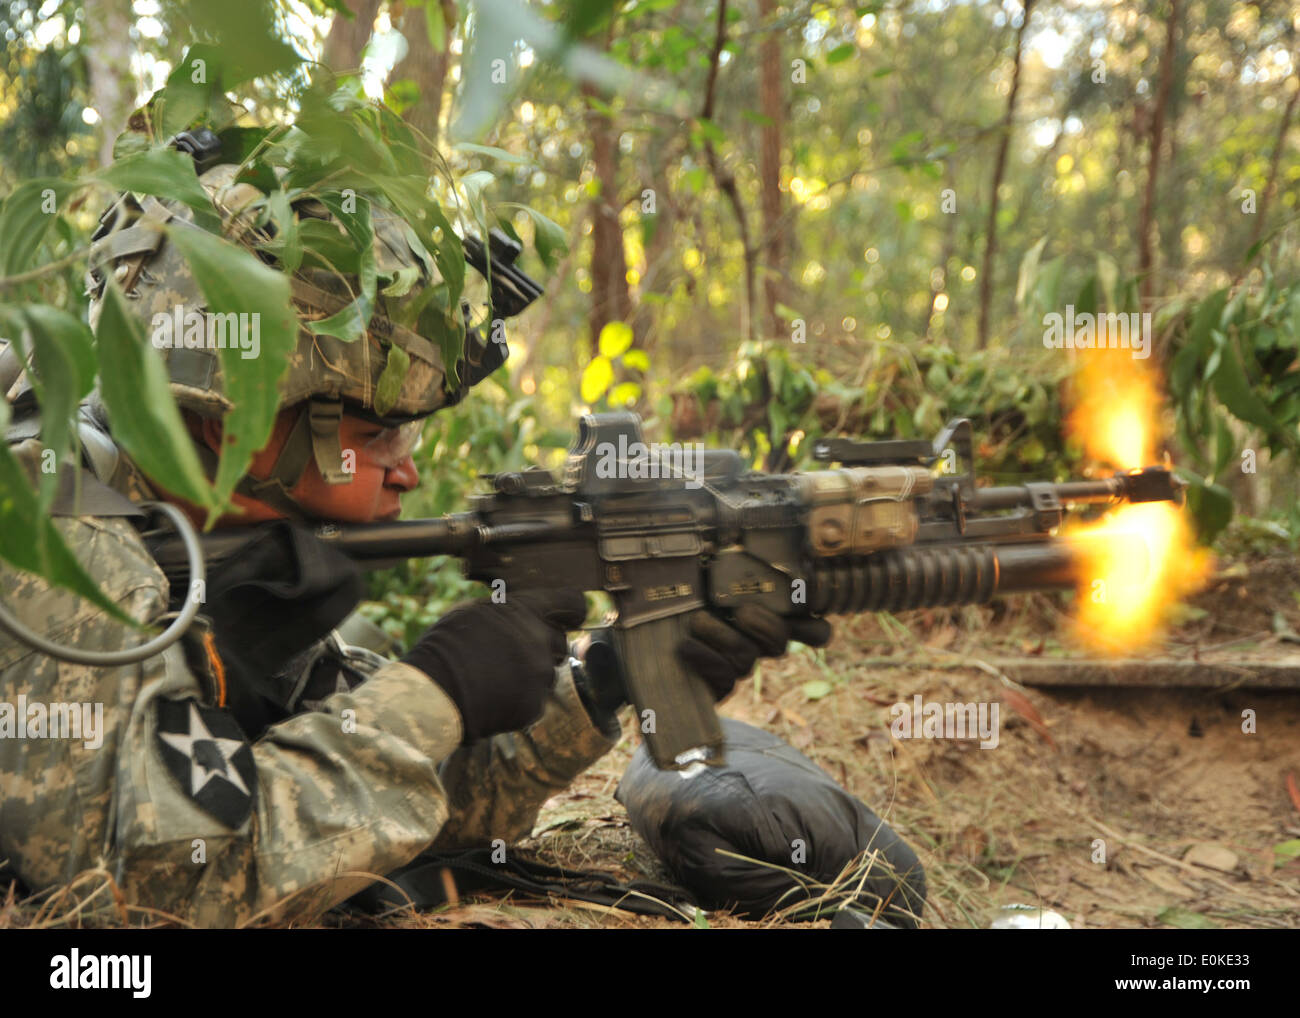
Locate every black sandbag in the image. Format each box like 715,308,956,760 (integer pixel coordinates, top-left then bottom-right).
616,718,926,925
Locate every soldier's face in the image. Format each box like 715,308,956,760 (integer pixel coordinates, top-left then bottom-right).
198,407,420,525
286,412,421,523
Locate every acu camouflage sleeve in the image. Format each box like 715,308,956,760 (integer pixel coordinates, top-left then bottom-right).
0,514,467,927
428,664,621,851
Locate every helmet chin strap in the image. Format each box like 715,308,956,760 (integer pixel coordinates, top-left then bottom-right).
201,398,356,523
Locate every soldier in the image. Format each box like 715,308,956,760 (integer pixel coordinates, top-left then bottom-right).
0,161,831,926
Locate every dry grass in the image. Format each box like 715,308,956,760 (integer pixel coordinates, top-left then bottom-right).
6,559,1300,929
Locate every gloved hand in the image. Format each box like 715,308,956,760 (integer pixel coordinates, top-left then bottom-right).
401,587,588,742
677,607,833,702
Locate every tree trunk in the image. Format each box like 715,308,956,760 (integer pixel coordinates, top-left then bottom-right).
1156,1,1191,279
322,0,384,74
702,0,756,343
1246,71,1300,255
398,0,456,145
757,0,786,341
976,0,1035,350
1137,0,1180,307
582,77,632,350
82,0,133,166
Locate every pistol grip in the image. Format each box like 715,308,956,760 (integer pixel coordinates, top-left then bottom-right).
610,614,725,771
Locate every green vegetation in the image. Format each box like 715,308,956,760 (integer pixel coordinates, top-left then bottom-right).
2,0,1298,638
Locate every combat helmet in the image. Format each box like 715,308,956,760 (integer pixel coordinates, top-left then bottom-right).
85,130,519,518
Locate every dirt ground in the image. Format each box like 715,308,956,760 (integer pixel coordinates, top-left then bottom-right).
6,555,1299,930
479,552,1300,929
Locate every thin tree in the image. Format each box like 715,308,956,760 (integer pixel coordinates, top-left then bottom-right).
977,0,1036,350
703,0,756,343
758,0,786,342
322,0,383,74
1137,0,1180,307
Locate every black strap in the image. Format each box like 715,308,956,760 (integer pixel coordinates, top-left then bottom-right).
347,848,698,922
179,522,365,736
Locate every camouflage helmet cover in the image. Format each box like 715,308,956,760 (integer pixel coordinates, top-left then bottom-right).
86,163,460,423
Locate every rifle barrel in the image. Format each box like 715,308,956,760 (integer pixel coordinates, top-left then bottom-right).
311,515,485,561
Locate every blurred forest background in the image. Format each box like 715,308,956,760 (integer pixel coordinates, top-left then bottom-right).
2,0,1298,641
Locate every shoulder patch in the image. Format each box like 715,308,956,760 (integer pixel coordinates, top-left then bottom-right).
155,698,257,828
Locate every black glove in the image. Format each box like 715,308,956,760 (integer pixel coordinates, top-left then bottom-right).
401,587,588,742
677,606,833,702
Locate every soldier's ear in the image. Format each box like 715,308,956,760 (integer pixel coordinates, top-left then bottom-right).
178,410,222,455
198,415,224,455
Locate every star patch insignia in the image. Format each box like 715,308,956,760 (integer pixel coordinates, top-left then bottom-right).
155,699,257,828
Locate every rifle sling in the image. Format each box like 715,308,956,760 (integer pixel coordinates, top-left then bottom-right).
347,848,697,922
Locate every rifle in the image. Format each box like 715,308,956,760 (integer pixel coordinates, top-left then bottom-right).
149,412,1182,770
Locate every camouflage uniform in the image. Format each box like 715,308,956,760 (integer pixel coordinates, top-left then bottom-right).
0,426,618,926
0,159,620,926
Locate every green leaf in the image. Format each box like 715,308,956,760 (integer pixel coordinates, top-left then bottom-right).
598,321,633,358
264,190,302,274
163,224,298,521
166,32,301,96
374,345,411,417
693,117,725,146
802,679,832,700
1075,275,1097,317
296,219,363,274
1035,256,1065,312
304,192,376,343
608,381,641,406
381,265,422,297
1212,329,1283,436
94,280,217,511
1203,345,1222,382
8,307,97,507
1096,252,1119,310
1188,289,1228,354
518,206,568,269
1180,474,1234,543
1170,289,1227,398
0,398,136,625
1210,412,1234,479
453,142,534,167
1015,236,1048,308
461,170,496,197
581,356,614,403
461,170,495,234
0,179,76,277
826,43,856,64
21,306,95,398
96,148,220,232
155,63,212,142
1274,838,1300,863
424,0,446,51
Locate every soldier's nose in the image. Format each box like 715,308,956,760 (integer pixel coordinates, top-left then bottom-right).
387,456,419,492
